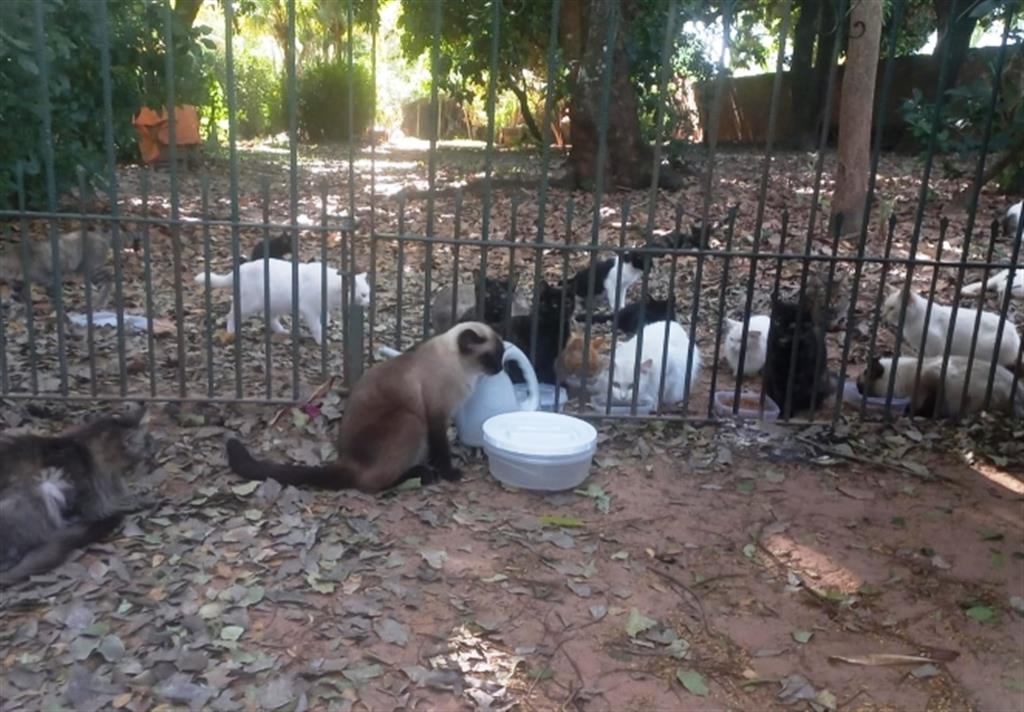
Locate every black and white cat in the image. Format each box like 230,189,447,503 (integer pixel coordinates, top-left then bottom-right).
583,294,675,336
506,281,575,384
565,252,647,311
247,232,292,262
762,296,833,417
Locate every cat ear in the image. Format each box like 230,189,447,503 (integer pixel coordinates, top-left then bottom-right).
640,358,654,373
592,336,606,349
726,317,740,328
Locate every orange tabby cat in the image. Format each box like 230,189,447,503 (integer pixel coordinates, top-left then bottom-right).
555,331,607,387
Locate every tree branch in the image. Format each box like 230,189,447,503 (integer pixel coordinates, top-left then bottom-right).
506,77,544,144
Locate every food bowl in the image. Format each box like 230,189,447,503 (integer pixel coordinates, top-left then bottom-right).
482,412,598,491
514,383,569,412
713,390,781,420
590,390,655,415
841,379,910,417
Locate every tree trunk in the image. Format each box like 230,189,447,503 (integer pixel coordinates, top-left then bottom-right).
932,0,981,98
789,0,818,146
174,0,203,28
830,0,882,236
563,0,680,190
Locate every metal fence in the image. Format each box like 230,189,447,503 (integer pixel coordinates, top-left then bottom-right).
0,0,1021,425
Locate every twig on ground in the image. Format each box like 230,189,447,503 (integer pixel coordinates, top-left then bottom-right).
268,376,338,428
648,565,711,636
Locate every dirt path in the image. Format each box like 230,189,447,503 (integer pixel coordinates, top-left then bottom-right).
2,408,1021,711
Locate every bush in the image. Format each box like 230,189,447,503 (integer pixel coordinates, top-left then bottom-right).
227,52,282,139
0,0,213,208
295,60,374,142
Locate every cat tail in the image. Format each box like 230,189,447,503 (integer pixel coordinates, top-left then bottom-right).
1,515,123,586
579,313,614,324
226,438,357,491
960,280,985,296
193,271,234,288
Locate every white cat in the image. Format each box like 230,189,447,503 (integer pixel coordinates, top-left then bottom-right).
194,258,370,345
599,321,702,405
724,315,770,376
882,288,1022,369
961,268,1024,301
1005,200,1021,237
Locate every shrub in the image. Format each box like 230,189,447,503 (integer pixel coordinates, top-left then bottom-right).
0,0,213,208
295,60,374,142
228,52,282,139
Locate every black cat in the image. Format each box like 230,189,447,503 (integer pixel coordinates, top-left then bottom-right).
506,281,575,384
247,232,292,262
581,294,675,336
762,295,832,418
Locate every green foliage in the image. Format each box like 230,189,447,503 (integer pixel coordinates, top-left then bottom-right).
901,51,1024,190
296,60,374,142
0,0,214,208
216,51,283,139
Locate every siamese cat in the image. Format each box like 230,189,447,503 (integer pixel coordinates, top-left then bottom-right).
247,232,292,262
724,314,770,377
762,296,833,417
226,322,505,493
584,294,675,336
194,258,370,345
857,355,1024,419
431,270,529,334
961,269,1024,301
882,288,1022,371
0,404,153,585
565,252,647,311
1,229,114,310
598,320,702,406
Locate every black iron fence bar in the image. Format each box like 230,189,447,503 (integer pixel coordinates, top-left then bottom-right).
140,171,158,397
344,0,358,380
286,0,302,400
75,169,99,397
319,182,331,380
200,174,215,398
366,0,379,364
259,180,275,398
223,0,245,400
476,0,500,326
95,0,129,395
32,0,69,396
422,0,445,343
15,168,39,394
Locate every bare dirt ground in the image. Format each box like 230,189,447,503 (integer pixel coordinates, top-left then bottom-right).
1,401,1022,711
1,143,1023,710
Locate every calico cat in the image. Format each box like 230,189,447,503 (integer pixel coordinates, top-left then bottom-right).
194,258,370,345
1,229,114,310
599,320,702,406
247,232,292,262
724,314,770,377
555,331,608,390
857,355,1024,419
430,270,529,334
565,252,646,311
506,280,575,384
762,296,833,417
882,288,1022,371
0,404,153,584
583,294,675,336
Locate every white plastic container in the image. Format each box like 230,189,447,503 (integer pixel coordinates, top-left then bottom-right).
482,412,598,491
515,383,569,412
590,391,655,415
841,379,910,417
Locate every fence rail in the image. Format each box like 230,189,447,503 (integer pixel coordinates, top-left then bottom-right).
1,0,1021,426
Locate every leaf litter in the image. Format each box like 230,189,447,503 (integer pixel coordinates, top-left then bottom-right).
0,148,1021,711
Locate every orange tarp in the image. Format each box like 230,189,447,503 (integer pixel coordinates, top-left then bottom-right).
133,105,201,163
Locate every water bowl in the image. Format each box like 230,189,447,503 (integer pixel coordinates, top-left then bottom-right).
482,412,597,491
841,379,910,417
712,390,781,420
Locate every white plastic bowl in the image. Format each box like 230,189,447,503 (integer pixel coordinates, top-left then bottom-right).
713,390,780,420
590,391,655,415
842,379,910,416
482,412,598,491
514,383,569,412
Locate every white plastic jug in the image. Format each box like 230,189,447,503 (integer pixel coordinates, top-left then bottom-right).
454,342,540,447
